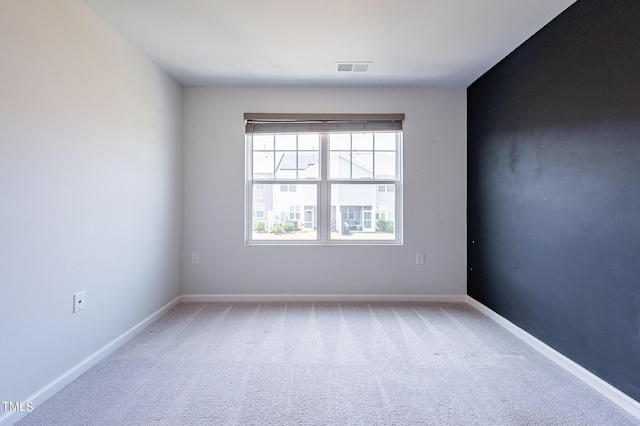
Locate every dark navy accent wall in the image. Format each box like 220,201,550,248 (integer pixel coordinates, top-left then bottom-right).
467,0,640,401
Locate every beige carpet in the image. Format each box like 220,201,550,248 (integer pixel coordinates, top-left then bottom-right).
17,302,640,425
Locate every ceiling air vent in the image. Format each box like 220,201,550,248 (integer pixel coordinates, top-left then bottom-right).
336,62,372,73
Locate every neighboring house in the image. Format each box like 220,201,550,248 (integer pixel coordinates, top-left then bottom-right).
253,152,396,234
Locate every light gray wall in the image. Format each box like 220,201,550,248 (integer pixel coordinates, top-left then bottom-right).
0,0,182,405
182,86,466,296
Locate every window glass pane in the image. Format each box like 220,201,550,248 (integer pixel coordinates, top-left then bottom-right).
253,134,274,151
329,151,351,179
298,151,320,179
251,184,317,240
330,184,395,240
374,132,396,150
352,152,373,179
298,134,320,151
275,134,297,150
374,152,396,179
253,151,274,179
352,133,373,151
329,133,350,151
275,151,297,179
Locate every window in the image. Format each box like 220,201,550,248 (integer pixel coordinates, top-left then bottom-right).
254,203,265,218
280,185,297,192
289,206,301,221
246,113,403,244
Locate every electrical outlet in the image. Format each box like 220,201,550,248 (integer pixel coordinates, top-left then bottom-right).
73,291,85,313
191,253,199,265
416,253,425,265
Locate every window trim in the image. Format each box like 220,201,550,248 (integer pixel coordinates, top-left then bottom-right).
245,114,403,245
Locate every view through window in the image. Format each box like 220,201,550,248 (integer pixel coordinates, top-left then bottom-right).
246,114,403,244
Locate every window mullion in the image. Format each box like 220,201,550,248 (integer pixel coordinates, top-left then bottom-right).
349,134,353,179
320,133,330,241
372,133,376,178
271,134,276,179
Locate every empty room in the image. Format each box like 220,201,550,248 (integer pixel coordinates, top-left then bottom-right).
1,0,639,424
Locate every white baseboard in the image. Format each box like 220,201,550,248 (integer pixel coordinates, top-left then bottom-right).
466,296,640,420
180,293,468,303
0,296,181,426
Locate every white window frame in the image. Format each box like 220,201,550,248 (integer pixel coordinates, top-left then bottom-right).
245,113,403,245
